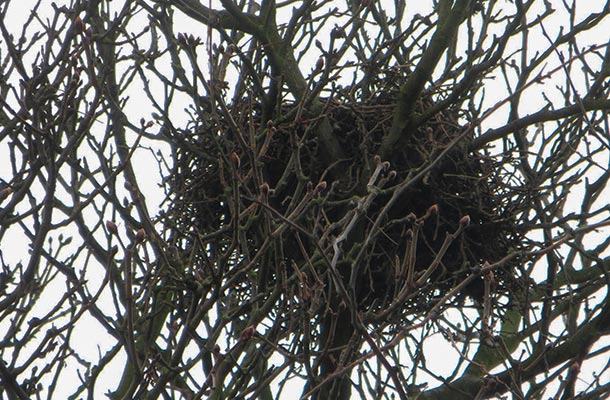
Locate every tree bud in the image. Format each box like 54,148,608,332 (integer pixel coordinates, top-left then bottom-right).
231,152,240,168
240,325,255,342
177,33,187,47
0,187,12,202
315,57,324,71
459,215,471,227
261,182,269,195
106,220,118,236
74,16,85,34
314,181,327,193
135,228,146,243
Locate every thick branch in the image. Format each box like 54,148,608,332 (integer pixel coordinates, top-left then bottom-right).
379,0,473,160
471,98,610,150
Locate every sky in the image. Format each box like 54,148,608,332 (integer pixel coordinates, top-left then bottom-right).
1,1,610,398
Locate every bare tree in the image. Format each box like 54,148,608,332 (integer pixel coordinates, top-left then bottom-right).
2,1,610,399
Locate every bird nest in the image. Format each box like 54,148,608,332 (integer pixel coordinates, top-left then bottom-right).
163,82,521,324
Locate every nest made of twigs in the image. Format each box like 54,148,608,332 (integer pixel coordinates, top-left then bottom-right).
164,83,521,324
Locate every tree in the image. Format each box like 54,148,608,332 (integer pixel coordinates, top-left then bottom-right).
2,0,610,398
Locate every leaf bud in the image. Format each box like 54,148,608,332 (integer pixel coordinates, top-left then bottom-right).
459,215,471,227
240,325,255,342
74,16,85,34
261,182,269,195
106,220,118,236
315,56,324,71
0,187,12,202
230,151,240,168
331,25,346,39
314,181,327,193
307,181,314,193
177,33,187,47
135,228,146,243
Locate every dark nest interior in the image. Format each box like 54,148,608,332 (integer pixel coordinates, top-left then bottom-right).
163,78,523,327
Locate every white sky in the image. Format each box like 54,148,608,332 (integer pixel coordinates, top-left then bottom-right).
1,1,610,398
